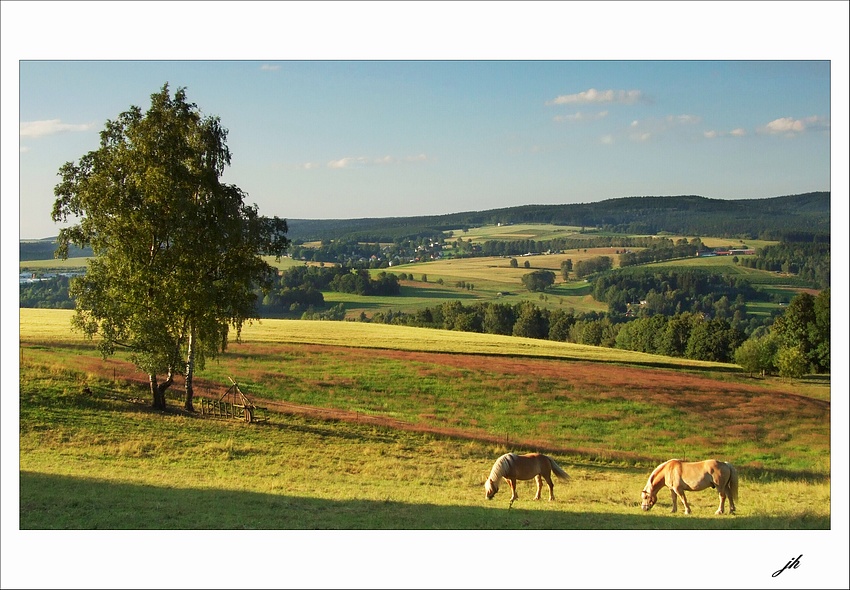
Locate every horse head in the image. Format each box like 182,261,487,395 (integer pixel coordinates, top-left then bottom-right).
640,488,657,511
484,477,499,499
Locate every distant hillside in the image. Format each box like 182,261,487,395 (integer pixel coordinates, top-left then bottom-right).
19,240,93,262
285,192,830,242
20,192,829,261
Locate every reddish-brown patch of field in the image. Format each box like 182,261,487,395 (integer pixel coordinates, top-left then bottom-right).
62,342,828,463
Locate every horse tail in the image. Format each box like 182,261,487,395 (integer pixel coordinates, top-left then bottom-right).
547,456,570,481
726,463,739,502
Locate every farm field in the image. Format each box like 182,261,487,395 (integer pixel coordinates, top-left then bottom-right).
19,227,794,322
13,307,841,587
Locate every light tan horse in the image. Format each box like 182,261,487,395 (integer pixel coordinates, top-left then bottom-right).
640,459,738,515
484,452,570,507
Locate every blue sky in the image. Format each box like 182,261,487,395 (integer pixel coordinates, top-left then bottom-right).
3,3,849,589
15,58,835,239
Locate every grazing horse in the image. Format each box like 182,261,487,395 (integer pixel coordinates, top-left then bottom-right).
484,452,570,507
640,459,738,515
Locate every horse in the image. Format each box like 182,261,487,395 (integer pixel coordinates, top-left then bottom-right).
640,459,738,515
484,452,570,507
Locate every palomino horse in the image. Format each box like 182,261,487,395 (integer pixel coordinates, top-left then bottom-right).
484,452,570,507
640,459,738,515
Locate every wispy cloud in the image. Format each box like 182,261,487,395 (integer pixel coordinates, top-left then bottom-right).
328,156,369,169
627,114,700,142
666,114,700,125
260,64,281,71
547,88,643,106
758,116,828,136
20,119,93,138
306,154,429,170
704,128,747,139
554,110,609,123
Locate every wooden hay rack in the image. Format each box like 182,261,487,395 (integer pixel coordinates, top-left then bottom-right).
200,377,268,423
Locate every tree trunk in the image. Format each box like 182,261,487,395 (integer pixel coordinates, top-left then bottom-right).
184,327,196,412
150,370,174,410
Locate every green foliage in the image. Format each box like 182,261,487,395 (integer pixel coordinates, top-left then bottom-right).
771,290,830,373
50,84,289,408
574,256,612,278
521,269,556,292
739,239,830,289
19,276,75,309
560,258,572,280
777,345,809,379
512,301,548,339
734,333,779,376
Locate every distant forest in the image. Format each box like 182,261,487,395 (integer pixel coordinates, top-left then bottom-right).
21,192,829,260
282,192,830,243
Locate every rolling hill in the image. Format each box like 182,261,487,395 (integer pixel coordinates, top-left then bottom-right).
21,192,830,260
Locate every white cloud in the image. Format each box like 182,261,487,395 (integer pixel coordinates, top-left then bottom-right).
704,130,718,139
599,135,614,145
758,116,829,136
762,117,806,134
20,119,92,138
547,88,642,106
260,64,280,71
553,110,608,123
730,128,746,137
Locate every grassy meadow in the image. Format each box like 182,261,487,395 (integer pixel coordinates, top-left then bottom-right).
18,309,831,530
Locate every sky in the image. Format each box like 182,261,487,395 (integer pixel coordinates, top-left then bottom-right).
3,3,849,590
14,58,837,240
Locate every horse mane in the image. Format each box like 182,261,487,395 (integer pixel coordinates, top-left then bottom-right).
488,453,515,483
645,459,679,491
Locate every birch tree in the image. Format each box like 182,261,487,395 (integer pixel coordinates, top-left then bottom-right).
52,84,289,410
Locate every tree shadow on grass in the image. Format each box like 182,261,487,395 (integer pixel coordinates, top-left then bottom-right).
19,471,829,531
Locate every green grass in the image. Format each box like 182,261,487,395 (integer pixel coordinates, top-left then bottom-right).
18,360,830,530
13,306,840,588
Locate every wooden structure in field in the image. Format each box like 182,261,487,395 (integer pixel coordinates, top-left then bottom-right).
200,377,268,423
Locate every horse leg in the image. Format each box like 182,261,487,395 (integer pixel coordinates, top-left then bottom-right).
678,490,692,514
716,493,726,515
533,475,543,500
508,478,518,502
543,474,555,501
670,489,678,513
724,480,736,514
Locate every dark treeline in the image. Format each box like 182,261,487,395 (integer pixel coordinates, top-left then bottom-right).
618,239,702,267
20,193,829,260
478,234,673,257
282,192,829,243
591,267,768,318
288,236,444,267
19,276,75,309
739,240,830,289
358,299,752,363
256,265,400,316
